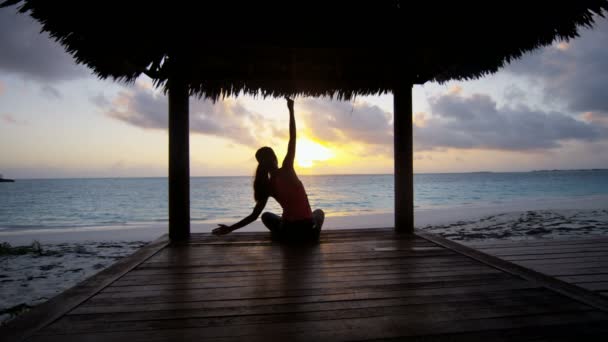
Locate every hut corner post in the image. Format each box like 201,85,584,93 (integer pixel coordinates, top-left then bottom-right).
394,84,414,233
168,75,191,240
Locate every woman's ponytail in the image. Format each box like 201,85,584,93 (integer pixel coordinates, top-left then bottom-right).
253,162,270,202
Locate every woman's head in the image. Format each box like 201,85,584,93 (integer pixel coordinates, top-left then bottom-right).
253,147,277,202
255,146,278,170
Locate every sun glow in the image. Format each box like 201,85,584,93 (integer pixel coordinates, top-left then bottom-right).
296,138,334,168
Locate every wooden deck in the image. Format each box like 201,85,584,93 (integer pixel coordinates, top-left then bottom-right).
467,237,608,296
3,229,608,341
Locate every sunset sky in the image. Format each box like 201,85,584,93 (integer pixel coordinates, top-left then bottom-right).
1,10,608,178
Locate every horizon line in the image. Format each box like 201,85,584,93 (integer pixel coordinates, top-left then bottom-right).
6,168,607,180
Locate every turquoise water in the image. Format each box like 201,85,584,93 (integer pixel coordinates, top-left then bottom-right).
0,170,607,229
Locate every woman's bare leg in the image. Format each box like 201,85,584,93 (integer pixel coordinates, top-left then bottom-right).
312,209,325,231
261,212,282,233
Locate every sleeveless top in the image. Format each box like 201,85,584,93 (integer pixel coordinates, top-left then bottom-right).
270,168,313,222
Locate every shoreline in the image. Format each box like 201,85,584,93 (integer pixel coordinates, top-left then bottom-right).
1,194,607,245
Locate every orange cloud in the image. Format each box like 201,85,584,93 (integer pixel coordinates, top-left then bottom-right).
556,41,570,51
448,84,463,95
135,78,154,91
413,112,427,127
1,113,27,125
581,111,608,126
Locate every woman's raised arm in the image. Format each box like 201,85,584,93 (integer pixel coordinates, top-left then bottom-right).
282,98,296,169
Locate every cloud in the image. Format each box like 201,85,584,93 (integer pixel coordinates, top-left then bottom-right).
300,98,393,146
1,113,27,125
0,80,5,95
189,100,266,146
94,86,274,147
414,92,605,151
90,93,111,108
0,9,87,82
40,85,62,99
504,17,608,116
296,91,604,155
581,111,608,127
503,85,526,103
100,88,605,156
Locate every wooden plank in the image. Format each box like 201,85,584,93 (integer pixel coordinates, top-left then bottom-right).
416,230,608,312
139,254,461,269
165,240,439,255
151,243,456,260
466,237,608,249
463,237,608,297
474,247,608,257
61,290,589,327
174,236,434,247
0,234,169,342
187,227,398,238
143,248,457,267
186,236,435,244
152,245,446,259
109,267,504,288
29,311,608,342
498,251,608,262
82,279,536,307
504,258,608,267
101,272,510,293
475,241,608,250
512,266,608,278
578,282,608,292
186,230,428,244
111,267,502,287
396,322,608,342
117,263,497,284
479,245,608,255
129,257,477,275
71,287,551,315
43,297,589,335
91,273,516,301
557,274,608,283
469,241,608,251
124,261,487,279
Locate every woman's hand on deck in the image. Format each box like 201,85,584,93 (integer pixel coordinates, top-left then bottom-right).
212,224,234,236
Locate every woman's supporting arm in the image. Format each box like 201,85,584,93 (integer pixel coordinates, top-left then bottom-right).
282,98,296,169
212,197,268,235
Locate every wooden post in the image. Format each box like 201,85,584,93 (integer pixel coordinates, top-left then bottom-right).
394,84,414,233
168,74,190,240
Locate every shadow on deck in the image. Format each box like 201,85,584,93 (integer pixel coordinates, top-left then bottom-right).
3,229,608,341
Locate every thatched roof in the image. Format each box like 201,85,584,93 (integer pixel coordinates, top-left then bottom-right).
2,1,607,100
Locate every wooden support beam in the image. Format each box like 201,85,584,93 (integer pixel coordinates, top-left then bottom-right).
168,75,190,241
394,84,414,233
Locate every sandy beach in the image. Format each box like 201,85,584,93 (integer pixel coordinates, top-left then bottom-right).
0,241,146,324
1,196,607,325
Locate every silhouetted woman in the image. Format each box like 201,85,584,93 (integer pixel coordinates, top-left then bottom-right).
212,98,325,240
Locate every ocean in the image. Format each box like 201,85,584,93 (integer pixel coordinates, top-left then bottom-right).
1,170,607,230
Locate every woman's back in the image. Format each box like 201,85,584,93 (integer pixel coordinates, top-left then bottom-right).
270,168,312,221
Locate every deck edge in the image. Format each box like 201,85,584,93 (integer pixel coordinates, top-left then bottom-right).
415,230,608,312
0,234,170,342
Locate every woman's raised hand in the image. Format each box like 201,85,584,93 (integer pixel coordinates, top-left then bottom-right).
286,97,294,111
